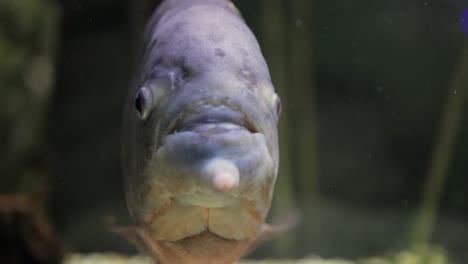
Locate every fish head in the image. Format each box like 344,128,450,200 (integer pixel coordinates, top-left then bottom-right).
122,2,281,246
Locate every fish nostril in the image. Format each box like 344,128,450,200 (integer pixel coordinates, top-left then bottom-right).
180,66,190,81
241,69,251,82
215,48,226,57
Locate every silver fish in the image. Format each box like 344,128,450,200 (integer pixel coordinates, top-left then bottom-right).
122,0,281,263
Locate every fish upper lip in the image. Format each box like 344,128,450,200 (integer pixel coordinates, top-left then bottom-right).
165,103,258,136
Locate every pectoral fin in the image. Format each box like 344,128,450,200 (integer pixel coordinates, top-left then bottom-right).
244,208,301,256
105,217,152,257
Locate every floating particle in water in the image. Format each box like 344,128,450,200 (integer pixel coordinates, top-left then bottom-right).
294,18,303,27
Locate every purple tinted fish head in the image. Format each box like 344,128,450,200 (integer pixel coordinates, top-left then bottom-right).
121,0,280,262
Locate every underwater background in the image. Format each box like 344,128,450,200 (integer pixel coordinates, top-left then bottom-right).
1,0,468,263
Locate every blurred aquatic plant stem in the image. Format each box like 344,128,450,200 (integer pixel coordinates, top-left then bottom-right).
409,39,468,245
261,0,320,257
261,0,297,257
287,0,321,236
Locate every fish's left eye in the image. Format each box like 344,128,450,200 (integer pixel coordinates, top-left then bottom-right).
274,94,281,117
134,86,153,120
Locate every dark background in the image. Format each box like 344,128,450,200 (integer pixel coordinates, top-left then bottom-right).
2,0,468,263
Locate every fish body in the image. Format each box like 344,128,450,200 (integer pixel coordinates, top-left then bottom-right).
122,0,281,263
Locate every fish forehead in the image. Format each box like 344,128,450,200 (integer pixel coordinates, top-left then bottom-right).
134,3,279,153
142,3,271,84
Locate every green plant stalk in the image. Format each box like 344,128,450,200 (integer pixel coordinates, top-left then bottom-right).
410,39,468,245
287,0,321,237
261,0,297,257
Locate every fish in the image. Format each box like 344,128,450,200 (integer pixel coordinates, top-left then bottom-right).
121,0,282,263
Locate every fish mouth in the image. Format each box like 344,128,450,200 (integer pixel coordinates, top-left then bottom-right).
165,103,259,137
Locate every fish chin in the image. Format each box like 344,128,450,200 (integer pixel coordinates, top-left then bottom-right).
145,129,275,241
154,113,274,194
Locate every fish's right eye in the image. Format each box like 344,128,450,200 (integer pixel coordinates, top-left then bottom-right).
134,86,153,120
